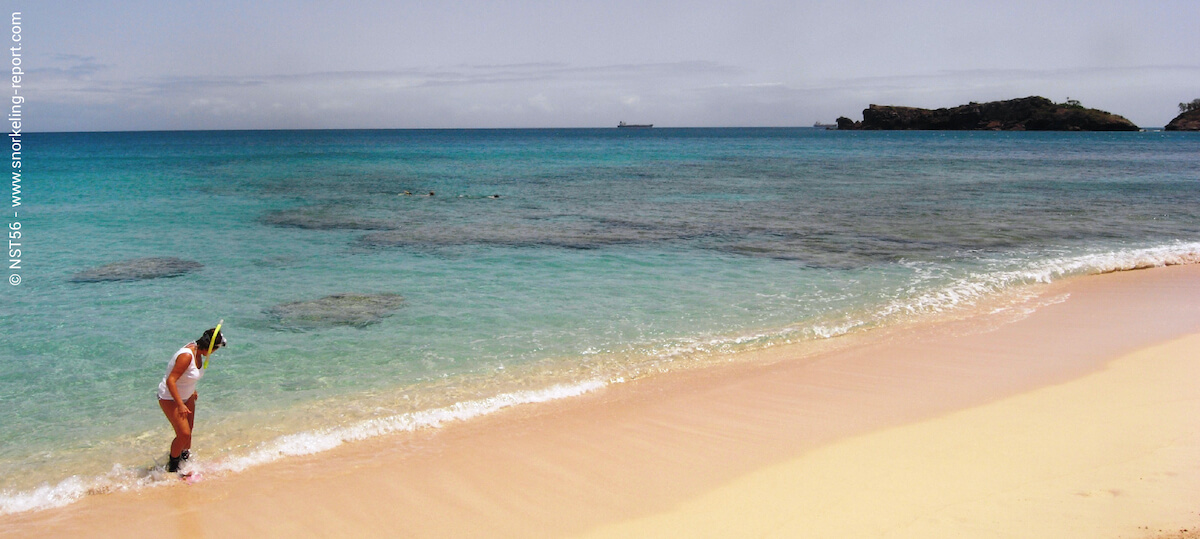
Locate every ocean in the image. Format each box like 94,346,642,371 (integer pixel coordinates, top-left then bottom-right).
2,127,1198,514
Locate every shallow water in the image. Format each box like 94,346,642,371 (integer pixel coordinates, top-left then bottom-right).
1,128,1198,513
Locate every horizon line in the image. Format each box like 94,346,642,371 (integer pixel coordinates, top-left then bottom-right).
25,125,1172,135
24,125,851,135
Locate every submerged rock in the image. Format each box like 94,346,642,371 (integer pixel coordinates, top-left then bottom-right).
358,227,668,250
265,293,405,328
357,217,686,250
71,257,203,282
260,207,398,231
838,96,1138,131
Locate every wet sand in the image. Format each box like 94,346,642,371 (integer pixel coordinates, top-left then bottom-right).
4,264,1200,538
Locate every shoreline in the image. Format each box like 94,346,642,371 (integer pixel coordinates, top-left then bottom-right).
4,263,1200,537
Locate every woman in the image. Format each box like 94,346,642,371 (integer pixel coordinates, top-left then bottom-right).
157,326,226,473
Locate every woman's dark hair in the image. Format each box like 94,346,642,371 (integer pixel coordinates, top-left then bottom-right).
196,326,226,351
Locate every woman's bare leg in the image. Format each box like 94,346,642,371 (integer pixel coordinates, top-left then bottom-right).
158,398,191,458
183,393,196,453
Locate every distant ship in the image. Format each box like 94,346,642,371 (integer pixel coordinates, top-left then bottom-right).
618,121,653,128
813,121,837,129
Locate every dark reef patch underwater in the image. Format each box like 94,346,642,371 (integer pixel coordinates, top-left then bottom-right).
265,293,406,329
70,257,204,282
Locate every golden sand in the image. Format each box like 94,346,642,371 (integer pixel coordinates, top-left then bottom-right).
577,332,1200,538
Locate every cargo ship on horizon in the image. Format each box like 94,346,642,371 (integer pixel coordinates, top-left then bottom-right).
618,121,653,128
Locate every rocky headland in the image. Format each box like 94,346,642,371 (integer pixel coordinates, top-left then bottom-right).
1164,109,1200,131
837,96,1138,131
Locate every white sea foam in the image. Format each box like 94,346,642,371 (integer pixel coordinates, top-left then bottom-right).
876,242,1200,320
809,320,865,339
0,379,607,516
0,476,87,515
0,464,161,516
660,243,1200,352
203,379,608,474
637,326,804,362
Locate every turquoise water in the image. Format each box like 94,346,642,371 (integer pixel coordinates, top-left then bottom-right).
2,128,1199,512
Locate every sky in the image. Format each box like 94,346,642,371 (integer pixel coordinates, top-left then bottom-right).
14,0,1200,131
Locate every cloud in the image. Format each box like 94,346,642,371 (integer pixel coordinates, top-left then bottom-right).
27,53,1200,131
120,61,739,93
31,60,741,104
825,65,1200,89
37,54,110,78
27,59,749,130
527,93,554,113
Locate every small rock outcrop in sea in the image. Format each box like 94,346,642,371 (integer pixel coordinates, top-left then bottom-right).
1164,109,1200,131
837,96,1138,131
835,116,859,130
265,293,405,329
70,257,203,282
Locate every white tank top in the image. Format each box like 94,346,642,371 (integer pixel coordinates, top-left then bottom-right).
157,344,205,401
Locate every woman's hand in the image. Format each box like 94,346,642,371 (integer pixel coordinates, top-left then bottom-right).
176,402,192,418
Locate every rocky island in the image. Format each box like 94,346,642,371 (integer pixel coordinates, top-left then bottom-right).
1165,109,1200,131
836,96,1138,131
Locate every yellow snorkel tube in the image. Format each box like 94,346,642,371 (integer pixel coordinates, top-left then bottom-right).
204,319,223,369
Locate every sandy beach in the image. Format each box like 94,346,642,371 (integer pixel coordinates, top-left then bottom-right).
4,263,1200,538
